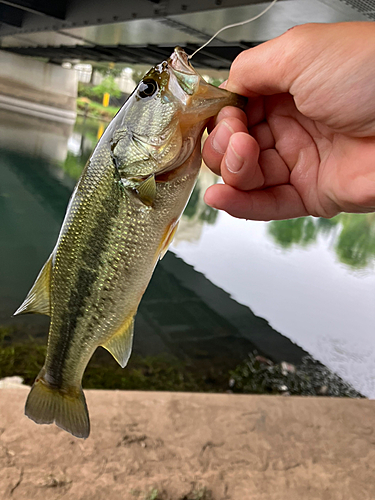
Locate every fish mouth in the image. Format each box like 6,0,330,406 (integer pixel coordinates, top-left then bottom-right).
168,46,246,124
168,47,196,75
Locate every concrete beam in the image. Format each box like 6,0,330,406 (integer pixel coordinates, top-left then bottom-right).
0,49,77,123
0,3,24,27
0,0,67,19
0,0,273,36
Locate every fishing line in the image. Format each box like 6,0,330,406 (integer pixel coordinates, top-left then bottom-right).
188,0,278,60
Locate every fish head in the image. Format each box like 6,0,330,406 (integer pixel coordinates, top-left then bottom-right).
167,46,246,131
108,47,246,179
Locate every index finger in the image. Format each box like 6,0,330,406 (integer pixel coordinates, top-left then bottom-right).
207,105,247,134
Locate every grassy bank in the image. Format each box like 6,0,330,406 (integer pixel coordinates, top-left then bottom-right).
0,327,362,397
76,97,119,121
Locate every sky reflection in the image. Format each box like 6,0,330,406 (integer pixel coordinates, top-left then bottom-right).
172,174,375,398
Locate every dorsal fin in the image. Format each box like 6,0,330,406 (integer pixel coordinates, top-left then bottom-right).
14,254,53,316
136,175,156,206
101,316,135,368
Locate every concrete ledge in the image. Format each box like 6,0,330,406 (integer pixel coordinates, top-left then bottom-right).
0,94,76,124
0,390,374,499
0,50,77,124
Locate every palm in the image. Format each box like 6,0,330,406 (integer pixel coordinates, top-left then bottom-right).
268,93,375,218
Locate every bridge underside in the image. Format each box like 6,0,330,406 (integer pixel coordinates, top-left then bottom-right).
0,42,258,69
0,0,372,69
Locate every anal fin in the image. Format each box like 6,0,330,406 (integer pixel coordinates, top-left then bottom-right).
14,254,53,316
101,316,135,368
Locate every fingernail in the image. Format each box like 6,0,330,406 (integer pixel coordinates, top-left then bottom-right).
225,140,243,173
212,121,234,155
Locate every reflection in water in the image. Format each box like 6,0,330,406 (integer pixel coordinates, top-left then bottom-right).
268,214,375,269
1,114,307,375
97,122,105,140
172,190,375,398
269,217,335,249
336,213,375,268
62,117,107,179
173,166,219,246
1,112,374,397
0,109,73,163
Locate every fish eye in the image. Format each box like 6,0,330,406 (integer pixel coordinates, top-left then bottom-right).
138,79,158,99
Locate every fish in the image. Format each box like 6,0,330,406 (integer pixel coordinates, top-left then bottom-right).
14,47,245,439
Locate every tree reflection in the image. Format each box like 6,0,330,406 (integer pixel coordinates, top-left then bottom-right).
183,184,218,224
268,218,319,248
268,214,375,269
335,213,375,268
183,184,201,219
60,118,104,180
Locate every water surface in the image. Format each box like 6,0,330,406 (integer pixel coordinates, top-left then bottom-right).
1,110,374,396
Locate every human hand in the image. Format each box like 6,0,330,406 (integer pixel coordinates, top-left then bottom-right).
202,22,375,220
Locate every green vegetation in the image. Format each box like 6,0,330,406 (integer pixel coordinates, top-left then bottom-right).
61,151,87,180
91,75,122,99
83,354,206,392
77,73,122,120
268,217,322,249
0,327,362,397
78,75,121,101
58,117,105,180
130,486,213,500
335,213,375,268
230,352,362,398
0,327,221,391
77,82,97,101
144,488,159,500
0,327,46,385
76,97,119,120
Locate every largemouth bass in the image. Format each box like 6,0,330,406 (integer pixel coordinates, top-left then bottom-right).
15,47,245,438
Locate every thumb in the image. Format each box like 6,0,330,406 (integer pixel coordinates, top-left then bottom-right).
225,24,311,97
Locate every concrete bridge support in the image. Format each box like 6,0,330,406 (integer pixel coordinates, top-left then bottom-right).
0,50,77,124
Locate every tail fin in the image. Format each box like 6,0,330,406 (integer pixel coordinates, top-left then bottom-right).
25,376,90,439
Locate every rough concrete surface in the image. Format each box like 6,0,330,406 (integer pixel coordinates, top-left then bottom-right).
0,389,374,500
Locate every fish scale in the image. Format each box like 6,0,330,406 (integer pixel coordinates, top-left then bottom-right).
15,47,245,438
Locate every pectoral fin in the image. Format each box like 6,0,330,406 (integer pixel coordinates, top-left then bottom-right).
14,254,53,316
101,316,135,368
136,175,156,206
